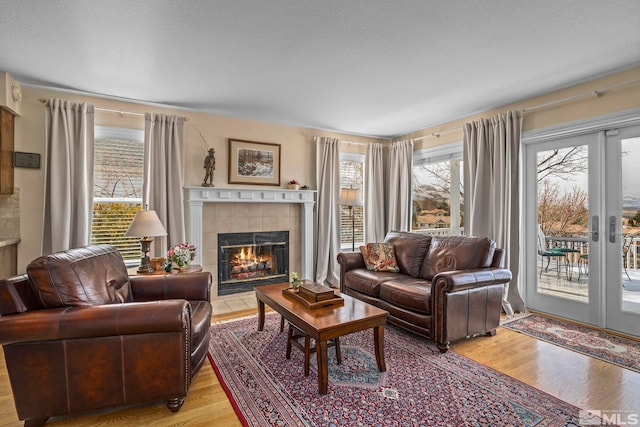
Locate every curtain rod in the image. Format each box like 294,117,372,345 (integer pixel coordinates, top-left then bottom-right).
521,78,640,113
37,98,189,121
401,77,640,142
413,128,459,141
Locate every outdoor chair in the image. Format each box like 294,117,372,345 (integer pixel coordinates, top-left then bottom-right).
537,225,567,278
578,253,589,279
553,245,581,280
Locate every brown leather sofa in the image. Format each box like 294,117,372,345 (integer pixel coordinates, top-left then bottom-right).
0,245,212,427
338,231,512,352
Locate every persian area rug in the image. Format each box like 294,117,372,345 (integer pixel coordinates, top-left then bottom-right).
208,313,589,426
502,313,640,373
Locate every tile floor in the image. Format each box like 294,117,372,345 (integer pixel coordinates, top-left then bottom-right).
211,291,258,315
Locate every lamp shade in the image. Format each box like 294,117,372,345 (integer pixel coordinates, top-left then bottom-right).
124,210,167,238
339,188,363,207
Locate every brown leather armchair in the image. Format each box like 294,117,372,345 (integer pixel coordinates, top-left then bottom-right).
0,245,212,427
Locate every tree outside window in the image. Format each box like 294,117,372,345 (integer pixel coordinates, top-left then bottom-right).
536,146,588,238
412,158,464,235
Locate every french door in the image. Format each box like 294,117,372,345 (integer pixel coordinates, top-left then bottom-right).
604,125,640,336
524,120,640,338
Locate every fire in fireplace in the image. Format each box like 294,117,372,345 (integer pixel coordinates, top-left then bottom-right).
218,231,289,295
229,246,273,281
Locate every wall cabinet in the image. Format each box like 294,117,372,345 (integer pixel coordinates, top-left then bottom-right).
0,108,14,194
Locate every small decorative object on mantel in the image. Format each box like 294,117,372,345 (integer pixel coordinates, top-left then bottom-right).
287,179,300,190
198,130,216,187
202,148,216,187
290,271,302,290
167,242,196,270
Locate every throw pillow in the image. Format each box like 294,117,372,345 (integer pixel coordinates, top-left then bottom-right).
359,243,400,272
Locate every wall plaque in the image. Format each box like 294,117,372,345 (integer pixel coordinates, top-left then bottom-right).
14,151,40,169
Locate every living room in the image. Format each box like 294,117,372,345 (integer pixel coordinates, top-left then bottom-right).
1,1,640,426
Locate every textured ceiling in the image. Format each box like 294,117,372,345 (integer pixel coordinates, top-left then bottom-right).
1,0,639,138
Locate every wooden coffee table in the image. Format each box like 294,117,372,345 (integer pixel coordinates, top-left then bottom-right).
255,282,388,394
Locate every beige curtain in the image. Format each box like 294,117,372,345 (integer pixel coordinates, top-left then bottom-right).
364,143,386,242
463,110,525,315
386,139,414,232
43,99,95,254
314,136,342,287
144,113,186,256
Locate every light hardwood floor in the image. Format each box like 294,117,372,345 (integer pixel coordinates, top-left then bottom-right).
1,308,638,426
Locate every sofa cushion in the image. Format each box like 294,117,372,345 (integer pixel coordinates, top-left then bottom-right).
27,245,131,308
379,279,432,315
344,269,404,298
420,235,496,281
384,231,432,277
360,243,400,272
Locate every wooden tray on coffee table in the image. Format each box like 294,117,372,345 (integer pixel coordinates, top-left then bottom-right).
282,288,344,309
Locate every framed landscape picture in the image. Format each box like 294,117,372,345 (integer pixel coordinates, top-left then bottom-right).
228,139,281,185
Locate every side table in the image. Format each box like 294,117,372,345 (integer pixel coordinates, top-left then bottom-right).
128,264,203,276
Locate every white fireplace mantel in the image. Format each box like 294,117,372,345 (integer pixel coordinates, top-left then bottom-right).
184,186,316,279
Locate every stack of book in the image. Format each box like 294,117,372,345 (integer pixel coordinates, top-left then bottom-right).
298,282,335,303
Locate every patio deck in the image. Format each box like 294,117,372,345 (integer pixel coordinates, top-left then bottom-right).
537,260,640,312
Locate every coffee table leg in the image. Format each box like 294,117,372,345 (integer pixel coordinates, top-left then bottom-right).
316,339,328,394
374,325,386,372
257,300,265,331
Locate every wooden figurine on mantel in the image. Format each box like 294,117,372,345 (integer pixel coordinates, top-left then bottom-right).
202,148,216,187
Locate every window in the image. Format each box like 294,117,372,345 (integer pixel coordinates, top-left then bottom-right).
412,142,464,235
339,153,364,250
91,126,144,262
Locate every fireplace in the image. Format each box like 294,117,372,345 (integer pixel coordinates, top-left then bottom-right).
185,187,315,298
217,231,289,295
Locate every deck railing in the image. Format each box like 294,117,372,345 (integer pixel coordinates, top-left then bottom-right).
624,237,640,270
411,227,462,236
546,235,640,270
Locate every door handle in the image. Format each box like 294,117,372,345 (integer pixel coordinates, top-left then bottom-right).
590,215,599,242
609,216,617,243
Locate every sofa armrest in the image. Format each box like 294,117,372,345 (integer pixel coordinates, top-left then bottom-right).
431,267,511,352
130,272,212,302
337,252,366,292
0,276,30,315
0,300,191,345
337,252,366,271
432,268,512,293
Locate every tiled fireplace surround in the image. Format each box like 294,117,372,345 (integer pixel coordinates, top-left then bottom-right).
185,187,315,298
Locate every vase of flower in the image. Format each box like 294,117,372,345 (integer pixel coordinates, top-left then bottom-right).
167,242,196,271
290,271,301,291
287,180,300,190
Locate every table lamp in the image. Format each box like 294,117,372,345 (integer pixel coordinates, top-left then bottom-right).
339,187,363,252
124,208,167,273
